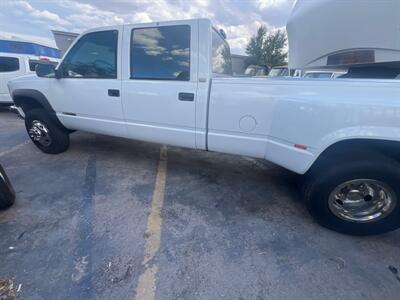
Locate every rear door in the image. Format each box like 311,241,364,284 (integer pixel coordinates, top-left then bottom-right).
121,20,198,148
0,55,25,103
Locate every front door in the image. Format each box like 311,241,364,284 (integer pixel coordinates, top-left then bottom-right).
121,21,198,148
50,28,126,137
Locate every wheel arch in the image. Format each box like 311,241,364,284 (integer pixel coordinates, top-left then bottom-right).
307,138,400,174
12,89,67,130
11,89,54,114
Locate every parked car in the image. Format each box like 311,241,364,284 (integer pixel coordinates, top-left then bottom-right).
268,66,289,77
303,70,347,79
244,65,269,76
0,164,15,209
338,65,400,79
8,18,400,235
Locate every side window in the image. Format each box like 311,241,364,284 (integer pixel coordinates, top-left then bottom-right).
0,57,20,72
131,25,190,81
212,29,232,76
61,30,118,79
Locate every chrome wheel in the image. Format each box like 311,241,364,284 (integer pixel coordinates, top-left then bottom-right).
328,179,396,223
28,120,52,147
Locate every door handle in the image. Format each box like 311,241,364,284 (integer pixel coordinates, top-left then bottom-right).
178,92,194,101
108,89,120,97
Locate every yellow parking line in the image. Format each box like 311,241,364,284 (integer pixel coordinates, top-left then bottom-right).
135,145,167,300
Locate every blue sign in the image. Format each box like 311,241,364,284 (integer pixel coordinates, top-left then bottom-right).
0,40,61,58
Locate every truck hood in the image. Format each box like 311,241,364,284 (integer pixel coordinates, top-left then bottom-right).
8,74,37,84
7,74,40,96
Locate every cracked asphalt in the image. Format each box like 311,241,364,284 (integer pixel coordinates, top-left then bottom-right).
0,108,399,299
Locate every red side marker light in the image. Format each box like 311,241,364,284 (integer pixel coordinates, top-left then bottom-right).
294,144,307,150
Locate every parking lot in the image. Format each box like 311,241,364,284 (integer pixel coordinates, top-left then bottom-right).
0,108,399,299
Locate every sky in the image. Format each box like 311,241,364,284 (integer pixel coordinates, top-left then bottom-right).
0,0,296,55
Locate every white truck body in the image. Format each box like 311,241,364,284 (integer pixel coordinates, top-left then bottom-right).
8,19,400,174
7,18,400,235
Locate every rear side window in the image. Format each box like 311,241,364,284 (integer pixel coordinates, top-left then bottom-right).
61,30,118,79
0,57,19,72
130,25,190,81
212,29,232,75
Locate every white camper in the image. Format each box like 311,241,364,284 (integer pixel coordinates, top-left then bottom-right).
287,0,400,78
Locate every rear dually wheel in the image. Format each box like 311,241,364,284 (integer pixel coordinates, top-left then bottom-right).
303,155,400,235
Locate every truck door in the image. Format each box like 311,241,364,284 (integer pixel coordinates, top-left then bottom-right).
121,20,198,148
50,27,126,137
0,55,24,103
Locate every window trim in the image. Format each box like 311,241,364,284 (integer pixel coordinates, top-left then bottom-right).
0,56,20,73
59,30,118,79
129,25,191,81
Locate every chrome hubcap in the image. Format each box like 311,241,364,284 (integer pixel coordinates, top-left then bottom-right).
328,179,396,223
28,120,52,147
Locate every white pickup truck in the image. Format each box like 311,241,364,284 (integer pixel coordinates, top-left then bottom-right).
7,19,400,235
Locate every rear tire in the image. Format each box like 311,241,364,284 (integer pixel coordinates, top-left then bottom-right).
0,164,15,209
303,155,400,235
25,109,70,154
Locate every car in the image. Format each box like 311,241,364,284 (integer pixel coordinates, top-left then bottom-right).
268,66,289,77
0,164,15,209
303,70,347,79
8,18,400,235
244,65,269,76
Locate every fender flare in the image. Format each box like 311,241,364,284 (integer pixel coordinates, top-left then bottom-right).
11,89,67,130
11,89,55,113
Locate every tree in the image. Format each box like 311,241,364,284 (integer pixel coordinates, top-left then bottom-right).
245,26,288,68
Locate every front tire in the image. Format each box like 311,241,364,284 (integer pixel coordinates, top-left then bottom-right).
304,156,400,235
25,109,70,154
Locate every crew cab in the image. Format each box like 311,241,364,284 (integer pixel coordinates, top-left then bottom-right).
7,19,400,235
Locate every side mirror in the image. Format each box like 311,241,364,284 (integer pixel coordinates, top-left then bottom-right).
36,64,56,78
54,67,62,79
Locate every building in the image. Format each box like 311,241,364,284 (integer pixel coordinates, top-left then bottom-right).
51,30,79,57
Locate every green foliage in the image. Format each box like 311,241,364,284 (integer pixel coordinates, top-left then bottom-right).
245,25,288,68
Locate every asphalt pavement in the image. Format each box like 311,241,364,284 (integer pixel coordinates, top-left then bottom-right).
0,108,399,300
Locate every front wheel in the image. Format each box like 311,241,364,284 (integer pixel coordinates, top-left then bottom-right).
303,156,400,235
25,109,70,154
